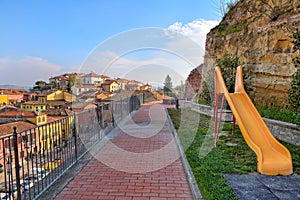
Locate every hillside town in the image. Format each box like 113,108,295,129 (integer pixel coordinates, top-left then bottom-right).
0,72,158,190
0,72,155,133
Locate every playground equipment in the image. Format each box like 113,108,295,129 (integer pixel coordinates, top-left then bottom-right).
214,66,293,176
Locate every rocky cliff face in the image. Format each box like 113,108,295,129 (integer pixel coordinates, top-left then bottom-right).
187,0,300,107
184,64,203,100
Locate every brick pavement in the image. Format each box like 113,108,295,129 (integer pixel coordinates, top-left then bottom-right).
55,102,193,200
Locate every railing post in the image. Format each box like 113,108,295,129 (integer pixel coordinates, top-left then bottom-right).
120,98,123,120
111,102,115,127
101,104,104,128
13,126,21,200
72,114,78,159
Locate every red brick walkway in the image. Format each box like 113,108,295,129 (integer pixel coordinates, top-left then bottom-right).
55,102,193,200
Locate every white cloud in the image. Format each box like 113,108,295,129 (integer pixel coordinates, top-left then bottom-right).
80,21,220,86
167,19,219,49
81,49,195,86
0,56,62,86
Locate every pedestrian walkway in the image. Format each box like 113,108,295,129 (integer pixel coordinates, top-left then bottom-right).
55,102,195,200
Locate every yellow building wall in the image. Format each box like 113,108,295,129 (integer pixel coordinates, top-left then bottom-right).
21,103,46,111
38,118,64,152
47,90,64,101
0,95,9,105
110,82,120,92
63,92,76,102
27,114,47,126
38,115,74,152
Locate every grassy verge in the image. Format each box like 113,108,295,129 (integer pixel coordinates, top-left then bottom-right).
257,107,300,124
168,108,300,200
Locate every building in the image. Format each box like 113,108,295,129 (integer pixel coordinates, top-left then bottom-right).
71,85,99,96
0,88,25,104
125,80,144,91
83,72,110,85
140,84,152,91
49,73,79,88
0,121,37,169
101,79,120,92
37,89,75,103
21,101,47,112
0,107,73,170
23,92,38,102
0,95,9,105
0,106,47,126
95,92,109,101
21,90,75,111
116,78,130,90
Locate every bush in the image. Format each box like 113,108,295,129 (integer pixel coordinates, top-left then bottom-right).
257,106,300,124
288,28,300,124
216,53,240,93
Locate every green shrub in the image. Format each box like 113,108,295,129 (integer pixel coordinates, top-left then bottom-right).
257,106,300,124
216,53,239,93
288,28,300,124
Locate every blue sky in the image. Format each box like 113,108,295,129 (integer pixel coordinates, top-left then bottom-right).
0,1,224,86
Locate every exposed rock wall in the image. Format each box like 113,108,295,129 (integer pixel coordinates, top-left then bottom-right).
184,64,203,100
189,0,300,107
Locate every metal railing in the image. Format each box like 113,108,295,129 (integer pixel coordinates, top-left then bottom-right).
0,94,143,199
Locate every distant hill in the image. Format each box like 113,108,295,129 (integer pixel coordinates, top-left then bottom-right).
0,85,31,91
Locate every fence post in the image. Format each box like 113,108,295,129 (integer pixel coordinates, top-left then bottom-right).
72,114,78,159
13,126,21,200
101,104,104,128
111,102,115,127
120,98,123,120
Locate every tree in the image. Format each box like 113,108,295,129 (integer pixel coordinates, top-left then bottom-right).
31,80,51,92
35,81,47,88
163,75,173,96
175,81,185,99
213,0,239,18
66,73,77,92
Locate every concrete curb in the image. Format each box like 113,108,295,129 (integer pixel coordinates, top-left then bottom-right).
165,108,203,200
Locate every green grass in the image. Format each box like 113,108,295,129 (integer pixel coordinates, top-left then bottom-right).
168,108,300,200
257,107,300,124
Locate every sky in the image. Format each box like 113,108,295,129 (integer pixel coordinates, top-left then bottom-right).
0,0,225,87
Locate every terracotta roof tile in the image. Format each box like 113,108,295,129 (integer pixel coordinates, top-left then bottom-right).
0,121,35,137
0,110,36,118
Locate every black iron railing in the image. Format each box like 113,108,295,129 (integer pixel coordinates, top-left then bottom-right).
0,94,143,199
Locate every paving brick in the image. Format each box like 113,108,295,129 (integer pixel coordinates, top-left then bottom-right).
55,102,193,199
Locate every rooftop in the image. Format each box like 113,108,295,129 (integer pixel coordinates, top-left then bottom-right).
0,121,35,136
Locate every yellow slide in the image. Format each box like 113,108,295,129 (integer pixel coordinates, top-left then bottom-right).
214,66,293,176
